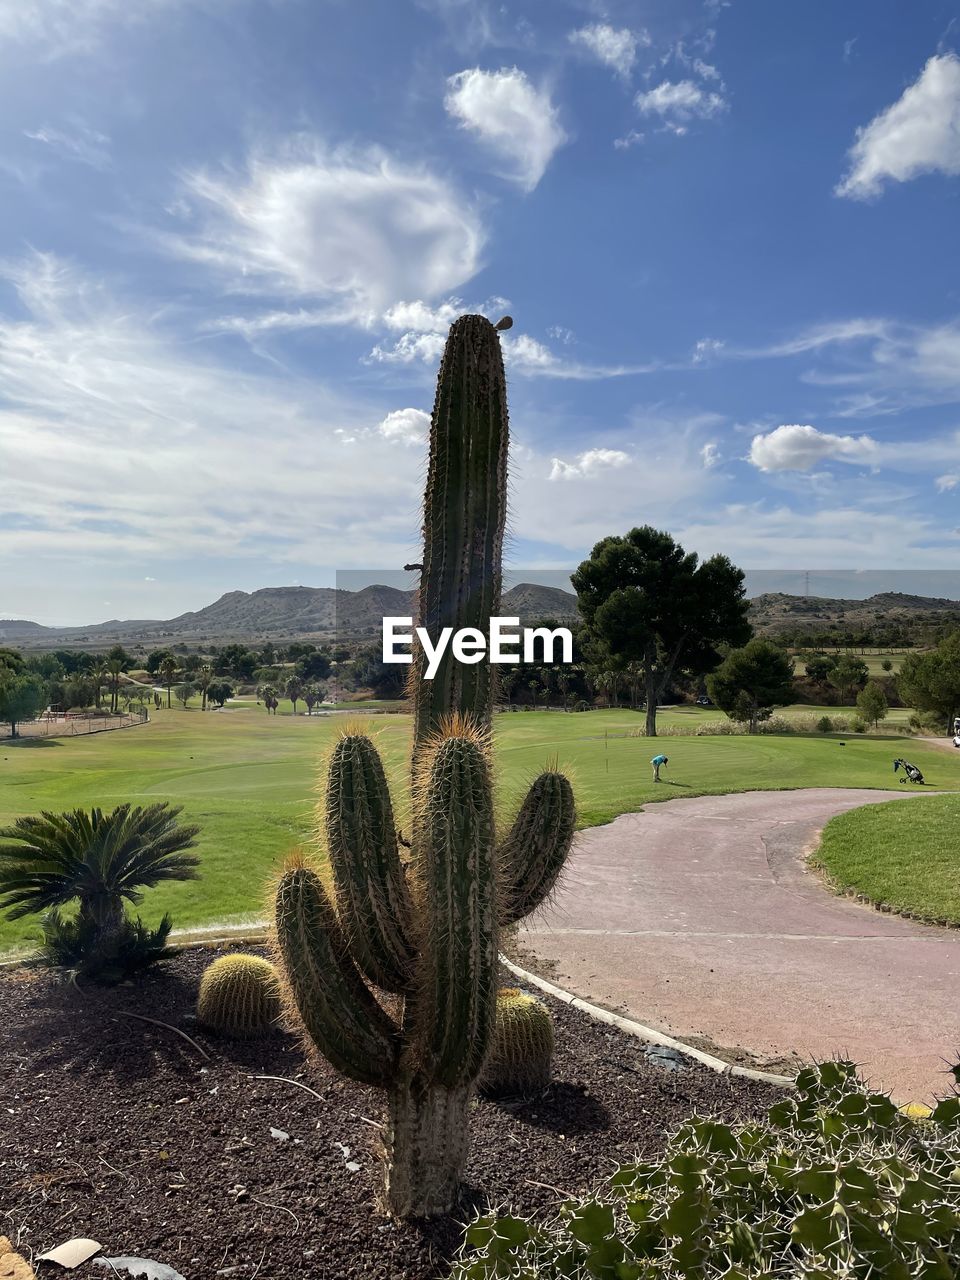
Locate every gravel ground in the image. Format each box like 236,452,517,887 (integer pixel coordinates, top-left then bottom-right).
1,945,781,1279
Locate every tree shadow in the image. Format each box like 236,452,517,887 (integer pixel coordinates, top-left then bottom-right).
2,737,62,749
488,1081,610,1135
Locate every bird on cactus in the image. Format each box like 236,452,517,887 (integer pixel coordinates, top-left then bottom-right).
273,314,576,1219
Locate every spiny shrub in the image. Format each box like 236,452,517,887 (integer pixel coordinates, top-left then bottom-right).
197,953,282,1038
452,1060,960,1279
480,989,554,1096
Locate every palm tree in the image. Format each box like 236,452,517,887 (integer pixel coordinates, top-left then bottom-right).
90,658,108,711
0,803,200,979
158,656,178,709
107,657,124,714
196,664,213,712
285,676,304,715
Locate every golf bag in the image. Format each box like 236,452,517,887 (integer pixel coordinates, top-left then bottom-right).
893,758,925,785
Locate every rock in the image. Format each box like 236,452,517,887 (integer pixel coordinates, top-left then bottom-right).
0,1237,37,1280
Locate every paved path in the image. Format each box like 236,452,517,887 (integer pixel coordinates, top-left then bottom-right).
519,789,960,1104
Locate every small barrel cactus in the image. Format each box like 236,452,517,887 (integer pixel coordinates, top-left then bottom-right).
480,988,555,1096
197,953,282,1038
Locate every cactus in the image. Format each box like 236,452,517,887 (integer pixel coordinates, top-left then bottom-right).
480,988,554,1096
197,953,282,1038
274,315,577,1218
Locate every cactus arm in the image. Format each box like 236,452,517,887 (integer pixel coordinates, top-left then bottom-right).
326,733,416,993
275,862,400,1087
498,771,576,925
415,731,498,1088
412,316,509,754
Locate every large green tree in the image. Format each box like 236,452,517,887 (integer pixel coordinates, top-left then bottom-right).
829,655,869,704
707,639,795,733
899,632,960,733
0,672,46,738
571,526,752,736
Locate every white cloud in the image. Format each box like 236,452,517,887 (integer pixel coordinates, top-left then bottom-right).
549,448,631,481
0,252,428,580
24,122,111,169
0,0,228,59
634,79,727,134
693,337,725,363
748,424,878,472
936,474,959,492
568,24,648,78
444,67,567,190
700,442,720,468
367,326,656,380
160,142,485,325
836,53,960,199
377,407,430,445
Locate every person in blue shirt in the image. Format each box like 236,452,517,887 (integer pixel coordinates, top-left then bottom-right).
651,753,668,782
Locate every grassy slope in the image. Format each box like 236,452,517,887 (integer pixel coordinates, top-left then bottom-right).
2,706,957,954
814,794,960,925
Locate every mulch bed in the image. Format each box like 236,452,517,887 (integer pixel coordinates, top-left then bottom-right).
2,945,782,1279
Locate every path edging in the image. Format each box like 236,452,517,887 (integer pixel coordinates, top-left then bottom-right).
501,955,796,1089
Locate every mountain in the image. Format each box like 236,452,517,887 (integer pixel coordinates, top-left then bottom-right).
749,591,960,635
0,582,580,650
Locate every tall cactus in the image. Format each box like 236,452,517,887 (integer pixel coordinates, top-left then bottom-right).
274,314,576,1218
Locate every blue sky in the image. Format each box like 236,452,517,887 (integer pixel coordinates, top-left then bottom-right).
1,0,960,624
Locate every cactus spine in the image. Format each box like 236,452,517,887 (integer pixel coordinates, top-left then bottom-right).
480,989,554,1096
274,314,577,1218
196,953,282,1039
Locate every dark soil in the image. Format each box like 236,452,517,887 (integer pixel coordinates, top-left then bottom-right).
1,945,782,1279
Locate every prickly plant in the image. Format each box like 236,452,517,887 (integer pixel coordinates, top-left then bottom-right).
274,314,576,1218
480,988,554,1096
197,953,282,1038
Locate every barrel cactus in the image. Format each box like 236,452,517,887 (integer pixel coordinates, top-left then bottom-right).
197,953,282,1038
481,988,554,1096
274,314,576,1218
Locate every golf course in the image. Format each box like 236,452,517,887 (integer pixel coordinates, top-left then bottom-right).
2,702,957,956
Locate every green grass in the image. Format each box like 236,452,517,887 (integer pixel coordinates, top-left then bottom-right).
815,794,960,925
2,706,958,955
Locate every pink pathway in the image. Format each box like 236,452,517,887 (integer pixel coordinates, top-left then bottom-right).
519,789,960,1104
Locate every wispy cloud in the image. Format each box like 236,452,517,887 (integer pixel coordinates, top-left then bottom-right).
444,67,567,190
568,24,649,79
633,79,728,135
24,122,111,169
836,52,960,199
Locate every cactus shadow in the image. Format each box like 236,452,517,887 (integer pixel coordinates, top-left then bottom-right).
490,1081,610,1135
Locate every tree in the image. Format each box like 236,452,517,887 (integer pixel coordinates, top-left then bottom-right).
303,684,324,714
0,648,24,674
296,650,332,682
572,526,752,736
146,648,175,676
707,639,795,733
805,654,836,683
90,658,108,711
195,664,213,711
0,673,46,738
899,632,960,734
285,676,304,715
206,679,233,708
175,681,195,709
158,656,178,709
829,655,869,704
856,681,888,730
0,803,199,982
881,658,894,673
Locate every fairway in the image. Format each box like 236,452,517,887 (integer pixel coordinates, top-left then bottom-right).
2,706,958,955
815,794,960,925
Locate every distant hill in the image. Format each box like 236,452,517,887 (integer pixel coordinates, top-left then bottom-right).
749,591,960,636
0,582,580,650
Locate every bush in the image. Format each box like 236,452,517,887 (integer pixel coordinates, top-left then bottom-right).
452,1060,960,1279
816,715,833,733
41,910,176,983
853,718,868,733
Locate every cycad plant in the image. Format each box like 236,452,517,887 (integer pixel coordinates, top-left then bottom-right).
0,802,200,981
274,314,577,1218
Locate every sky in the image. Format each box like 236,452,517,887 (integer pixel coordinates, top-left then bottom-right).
1,0,960,624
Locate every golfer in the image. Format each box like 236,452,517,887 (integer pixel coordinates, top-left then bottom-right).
651,752,668,782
